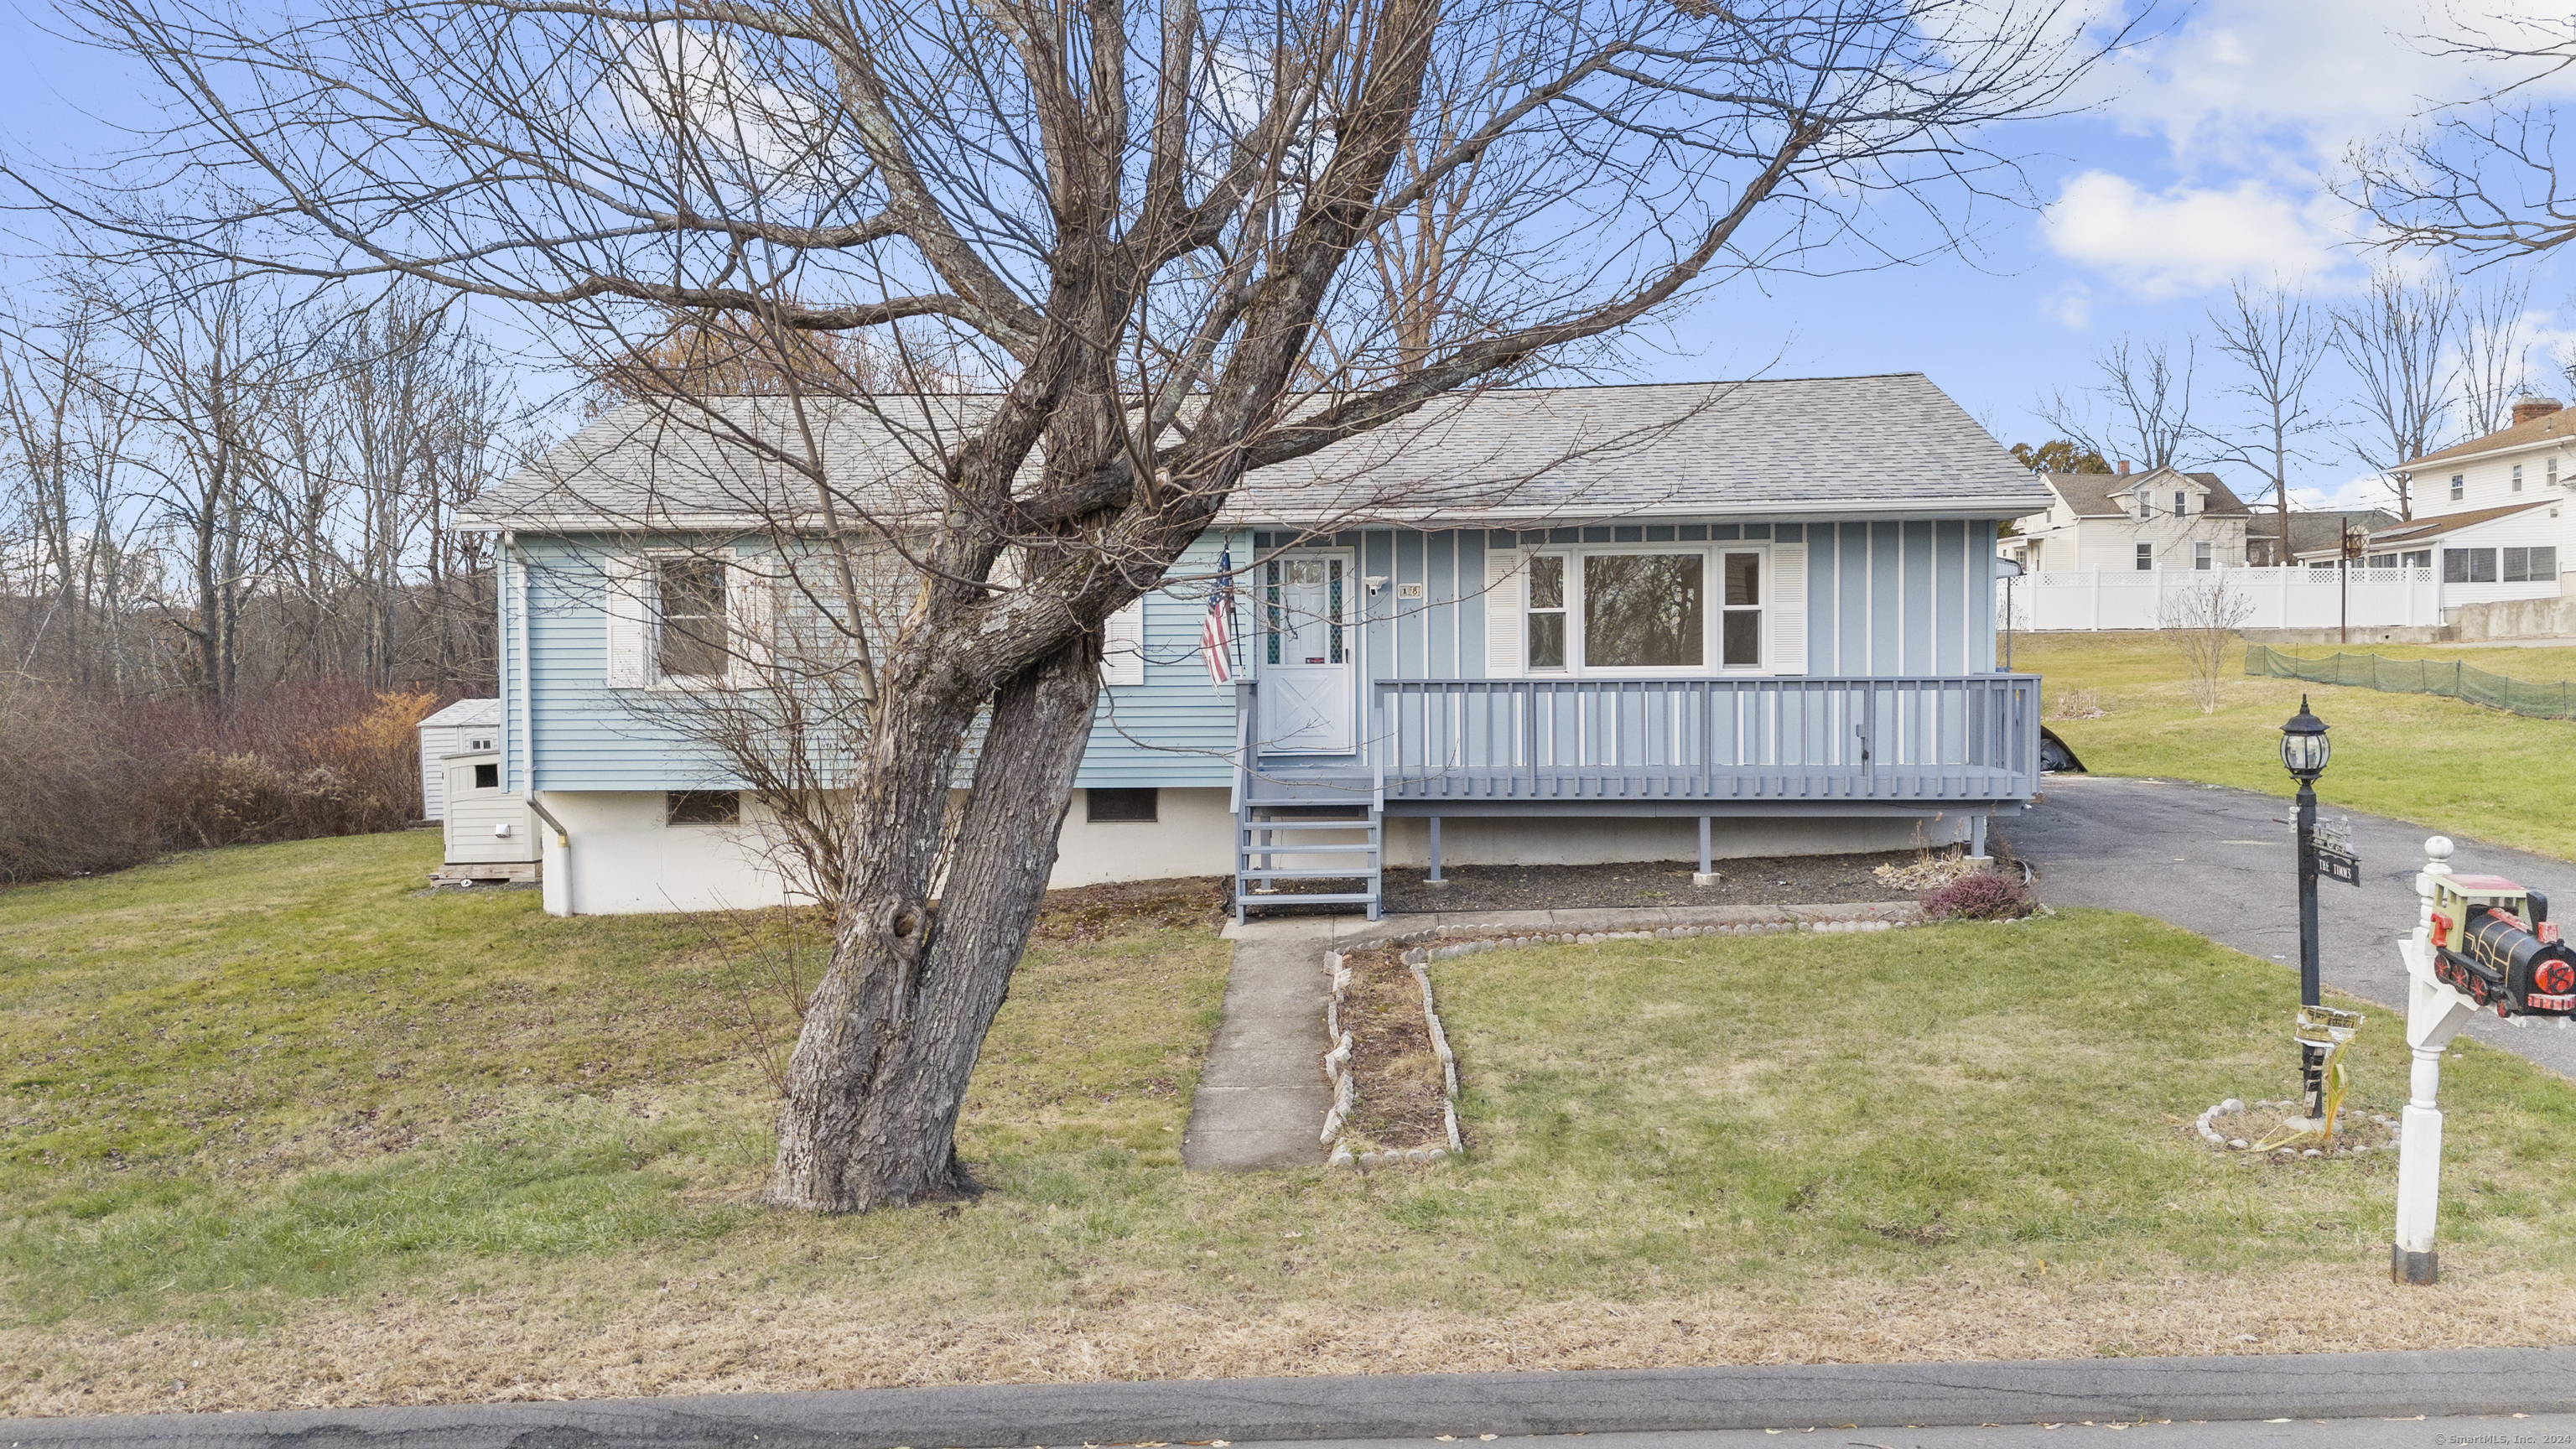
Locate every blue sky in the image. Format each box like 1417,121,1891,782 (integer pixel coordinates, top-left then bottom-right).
7,0,2574,511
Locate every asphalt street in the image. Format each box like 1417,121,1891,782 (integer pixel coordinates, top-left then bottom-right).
9,1348,2573,1448
2007,773,2576,1078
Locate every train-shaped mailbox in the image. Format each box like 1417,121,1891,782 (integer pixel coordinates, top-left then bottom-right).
2425,874,2576,1017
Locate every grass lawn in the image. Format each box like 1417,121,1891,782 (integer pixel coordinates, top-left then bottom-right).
2014,632,2576,860
8,832,2576,1413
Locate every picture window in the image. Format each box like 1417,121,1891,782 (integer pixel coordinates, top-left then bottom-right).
666,790,740,825
1085,788,1159,823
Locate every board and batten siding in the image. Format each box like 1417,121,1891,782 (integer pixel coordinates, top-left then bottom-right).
1249,522,1992,684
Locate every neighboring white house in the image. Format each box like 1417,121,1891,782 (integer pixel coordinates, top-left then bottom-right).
2376,397,2576,605
1997,465,2252,575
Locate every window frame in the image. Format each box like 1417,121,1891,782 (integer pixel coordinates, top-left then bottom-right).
2451,474,2467,501
2194,541,2213,570
1084,787,1159,823
647,550,733,689
1519,543,1765,677
2134,542,2155,571
2513,464,2525,493
665,790,741,827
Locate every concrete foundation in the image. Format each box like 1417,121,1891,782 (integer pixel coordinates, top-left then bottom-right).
532,785,1986,916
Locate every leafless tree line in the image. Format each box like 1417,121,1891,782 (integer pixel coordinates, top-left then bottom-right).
2033,262,2565,523
0,276,526,703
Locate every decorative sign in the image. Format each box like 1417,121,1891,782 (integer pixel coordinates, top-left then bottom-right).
2316,818,2361,886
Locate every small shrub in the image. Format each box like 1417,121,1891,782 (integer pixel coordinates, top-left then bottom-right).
1921,870,2033,921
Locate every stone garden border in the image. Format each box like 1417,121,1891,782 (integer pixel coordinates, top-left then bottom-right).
1318,901,1938,1170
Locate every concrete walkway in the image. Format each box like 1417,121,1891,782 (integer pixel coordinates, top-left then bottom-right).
1180,917,1336,1171
13,1346,2572,1446
2010,774,2576,1078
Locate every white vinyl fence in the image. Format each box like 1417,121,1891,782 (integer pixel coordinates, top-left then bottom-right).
1997,567,2443,632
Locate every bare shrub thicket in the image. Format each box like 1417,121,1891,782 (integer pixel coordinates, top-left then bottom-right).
2160,577,2256,714
0,681,435,883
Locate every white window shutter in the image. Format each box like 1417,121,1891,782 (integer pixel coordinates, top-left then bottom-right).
1101,597,1146,687
605,553,650,688
1483,546,1524,678
1768,541,1808,676
728,550,775,688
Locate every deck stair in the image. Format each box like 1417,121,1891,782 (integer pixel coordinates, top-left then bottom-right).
1233,796,1383,922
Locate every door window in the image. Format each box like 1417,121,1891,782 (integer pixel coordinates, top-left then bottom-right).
1265,557,1343,666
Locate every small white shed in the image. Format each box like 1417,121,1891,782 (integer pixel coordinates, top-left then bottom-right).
418,698,504,821
418,698,540,884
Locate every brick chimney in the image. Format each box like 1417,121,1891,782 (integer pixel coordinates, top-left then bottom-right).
2513,396,2564,426
2116,460,2131,475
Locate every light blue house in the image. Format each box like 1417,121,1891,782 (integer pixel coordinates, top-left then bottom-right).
458,375,2049,917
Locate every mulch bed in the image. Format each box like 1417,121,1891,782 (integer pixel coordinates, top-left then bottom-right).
1332,945,1452,1151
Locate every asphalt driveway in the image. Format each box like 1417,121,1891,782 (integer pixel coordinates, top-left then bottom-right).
2007,773,2576,1079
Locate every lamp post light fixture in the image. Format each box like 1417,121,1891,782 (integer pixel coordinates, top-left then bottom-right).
2280,696,2333,1119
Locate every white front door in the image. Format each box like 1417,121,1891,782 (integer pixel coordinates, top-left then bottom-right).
1259,551,1356,755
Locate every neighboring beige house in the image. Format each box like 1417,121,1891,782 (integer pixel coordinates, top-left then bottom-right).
2383,396,2576,602
1998,464,2252,574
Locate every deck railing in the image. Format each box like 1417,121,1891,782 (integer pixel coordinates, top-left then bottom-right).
1367,673,2042,804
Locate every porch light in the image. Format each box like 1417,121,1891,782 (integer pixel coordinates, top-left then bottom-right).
2278,696,2331,782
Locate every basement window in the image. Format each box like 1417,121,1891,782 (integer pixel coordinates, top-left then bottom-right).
1086,788,1158,823
666,790,740,826
473,763,499,790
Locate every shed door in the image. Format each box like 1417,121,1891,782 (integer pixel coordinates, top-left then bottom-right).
1258,552,1356,756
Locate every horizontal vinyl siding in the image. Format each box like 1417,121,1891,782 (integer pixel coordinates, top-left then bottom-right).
1073,531,1238,788
523,534,745,792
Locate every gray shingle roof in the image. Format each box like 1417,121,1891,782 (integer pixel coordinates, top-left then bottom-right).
461,374,2045,531
2038,467,2253,519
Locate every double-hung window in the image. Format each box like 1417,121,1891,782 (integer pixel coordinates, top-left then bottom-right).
2134,543,2154,570
2451,474,2467,501
1523,546,1755,672
656,558,730,681
2194,542,2213,570
2514,465,2526,493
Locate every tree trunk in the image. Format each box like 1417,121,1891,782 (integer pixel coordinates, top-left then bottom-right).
766,631,1102,1211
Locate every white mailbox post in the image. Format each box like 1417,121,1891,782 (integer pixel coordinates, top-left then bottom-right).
2392,834,2485,1285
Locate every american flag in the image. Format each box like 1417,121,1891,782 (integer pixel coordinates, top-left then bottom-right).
1201,548,1236,689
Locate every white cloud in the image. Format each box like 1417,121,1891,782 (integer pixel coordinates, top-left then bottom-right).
2040,171,2351,298
2091,0,2576,169
2041,281,2094,329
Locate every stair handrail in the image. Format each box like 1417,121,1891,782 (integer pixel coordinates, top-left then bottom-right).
1229,678,1256,816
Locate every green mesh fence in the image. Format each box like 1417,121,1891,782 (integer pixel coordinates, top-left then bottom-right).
2243,645,2576,719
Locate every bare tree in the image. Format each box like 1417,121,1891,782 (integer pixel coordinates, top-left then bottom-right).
2334,266,2458,520
22,0,2120,1209
2159,574,2253,714
2038,338,2196,472
2458,271,2537,436
2204,278,2330,562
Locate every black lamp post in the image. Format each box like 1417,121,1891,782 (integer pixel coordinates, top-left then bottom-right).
2279,695,2333,1119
